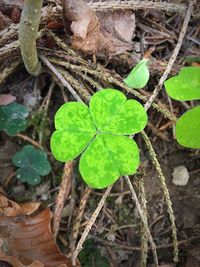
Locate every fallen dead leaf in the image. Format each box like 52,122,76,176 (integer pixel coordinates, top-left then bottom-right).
0,194,76,267
62,0,135,56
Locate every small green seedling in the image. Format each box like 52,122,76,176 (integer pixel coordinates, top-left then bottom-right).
12,145,51,185
51,89,147,189
124,58,149,88
164,66,200,148
0,102,29,136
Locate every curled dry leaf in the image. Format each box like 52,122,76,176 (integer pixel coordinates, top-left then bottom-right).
0,194,75,267
0,94,16,106
62,0,135,55
0,194,40,216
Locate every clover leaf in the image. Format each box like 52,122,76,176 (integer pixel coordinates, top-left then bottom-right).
12,145,51,185
51,89,147,189
164,67,200,101
164,66,200,149
124,59,150,89
175,106,200,149
0,102,29,136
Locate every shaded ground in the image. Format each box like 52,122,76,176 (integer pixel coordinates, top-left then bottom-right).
0,0,200,266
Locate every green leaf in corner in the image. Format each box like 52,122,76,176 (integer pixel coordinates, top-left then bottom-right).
12,145,51,185
124,59,149,89
164,67,200,101
0,102,29,136
176,106,200,149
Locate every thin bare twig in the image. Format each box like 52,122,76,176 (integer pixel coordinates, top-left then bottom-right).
39,55,83,102
53,161,74,238
71,187,92,252
38,81,55,144
16,133,44,150
72,185,112,266
144,0,196,111
124,175,159,267
87,0,187,14
138,179,148,267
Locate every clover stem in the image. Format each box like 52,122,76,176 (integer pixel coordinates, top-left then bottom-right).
19,0,43,76
141,130,178,262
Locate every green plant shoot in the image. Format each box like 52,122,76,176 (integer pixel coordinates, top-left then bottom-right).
51,89,147,189
164,66,200,149
0,102,29,136
124,58,149,89
12,145,51,185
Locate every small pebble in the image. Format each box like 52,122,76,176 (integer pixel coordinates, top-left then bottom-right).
172,165,189,186
107,233,116,242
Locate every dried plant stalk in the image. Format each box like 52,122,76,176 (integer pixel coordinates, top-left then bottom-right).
19,0,43,76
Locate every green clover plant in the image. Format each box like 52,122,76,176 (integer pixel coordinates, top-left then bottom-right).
124,58,149,89
164,66,200,148
12,145,51,185
51,89,147,189
0,102,29,136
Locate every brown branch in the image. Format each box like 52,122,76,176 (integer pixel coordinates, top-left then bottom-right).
19,0,43,76
71,187,92,252
53,161,74,238
87,0,187,14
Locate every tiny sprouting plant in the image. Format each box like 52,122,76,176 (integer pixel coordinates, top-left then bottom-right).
0,102,29,136
51,89,147,189
164,66,200,148
124,58,149,89
12,145,51,185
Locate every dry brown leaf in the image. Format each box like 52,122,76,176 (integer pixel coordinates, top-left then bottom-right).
0,246,44,267
0,94,16,106
0,195,75,267
62,0,135,55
